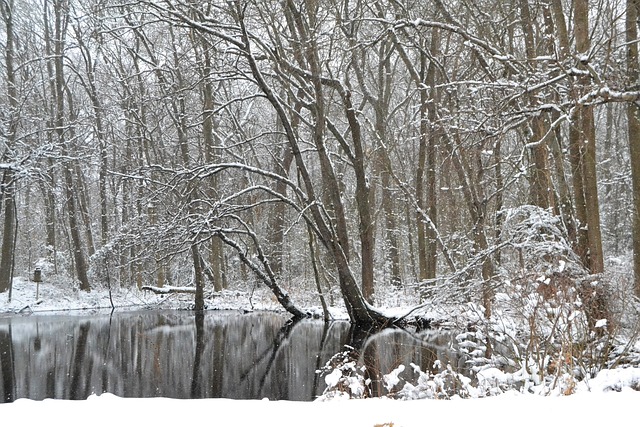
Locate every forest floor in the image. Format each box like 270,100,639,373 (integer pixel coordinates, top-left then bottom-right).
0,275,310,316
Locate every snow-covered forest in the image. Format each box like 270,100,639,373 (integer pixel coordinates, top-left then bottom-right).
1,0,640,395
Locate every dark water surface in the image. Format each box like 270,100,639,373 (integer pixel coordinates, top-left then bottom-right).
0,310,463,402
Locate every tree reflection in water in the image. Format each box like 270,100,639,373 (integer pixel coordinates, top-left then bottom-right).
0,324,15,402
0,311,463,402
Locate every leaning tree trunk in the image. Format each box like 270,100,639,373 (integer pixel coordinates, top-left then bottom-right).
282,0,378,307
150,0,394,327
240,9,387,326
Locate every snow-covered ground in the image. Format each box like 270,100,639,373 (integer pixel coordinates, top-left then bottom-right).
1,386,638,427
1,277,639,426
0,276,303,315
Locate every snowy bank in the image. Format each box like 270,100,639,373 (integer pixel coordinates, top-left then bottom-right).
0,276,291,315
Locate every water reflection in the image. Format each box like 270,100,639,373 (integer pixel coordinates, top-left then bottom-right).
0,325,14,403
0,310,463,402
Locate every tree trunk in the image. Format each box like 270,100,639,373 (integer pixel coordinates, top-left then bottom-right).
544,0,577,246
283,0,378,305
551,0,591,264
391,32,439,285
43,3,58,273
53,0,90,292
198,37,226,292
416,79,429,282
73,161,96,257
372,38,401,289
266,106,295,280
424,34,440,282
75,28,109,246
164,25,205,308
191,244,205,311
550,117,577,245
62,162,91,291
580,105,604,273
0,0,18,295
381,168,401,288
236,7,386,326
627,0,640,297
0,176,16,294
573,0,604,273
519,0,553,210
268,146,294,279
43,175,58,271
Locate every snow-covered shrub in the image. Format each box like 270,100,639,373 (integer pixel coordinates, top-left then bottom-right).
317,348,482,400
317,346,371,400
468,205,617,393
500,205,584,275
317,339,640,400
406,206,621,395
385,362,515,400
395,362,478,399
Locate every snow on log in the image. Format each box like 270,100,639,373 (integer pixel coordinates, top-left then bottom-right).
141,285,196,295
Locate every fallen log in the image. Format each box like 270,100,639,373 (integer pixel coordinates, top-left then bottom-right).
141,285,196,295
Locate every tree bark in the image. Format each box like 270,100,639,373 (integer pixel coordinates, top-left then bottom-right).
0,0,18,295
191,244,205,311
424,34,440,282
544,0,577,245
0,174,16,294
519,0,553,210
266,99,296,281
74,26,109,246
573,0,604,273
52,0,90,291
73,160,96,257
416,77,429,282
197,35,226,292
627,0,640,297
372,37,401,290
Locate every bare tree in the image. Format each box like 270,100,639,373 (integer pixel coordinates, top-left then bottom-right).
569,0,604,273
52,0,90,291
0,0,18,294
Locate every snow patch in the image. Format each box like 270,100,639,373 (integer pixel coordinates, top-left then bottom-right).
324,369,342,388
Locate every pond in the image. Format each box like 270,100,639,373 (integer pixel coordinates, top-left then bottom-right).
0,310,465,402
